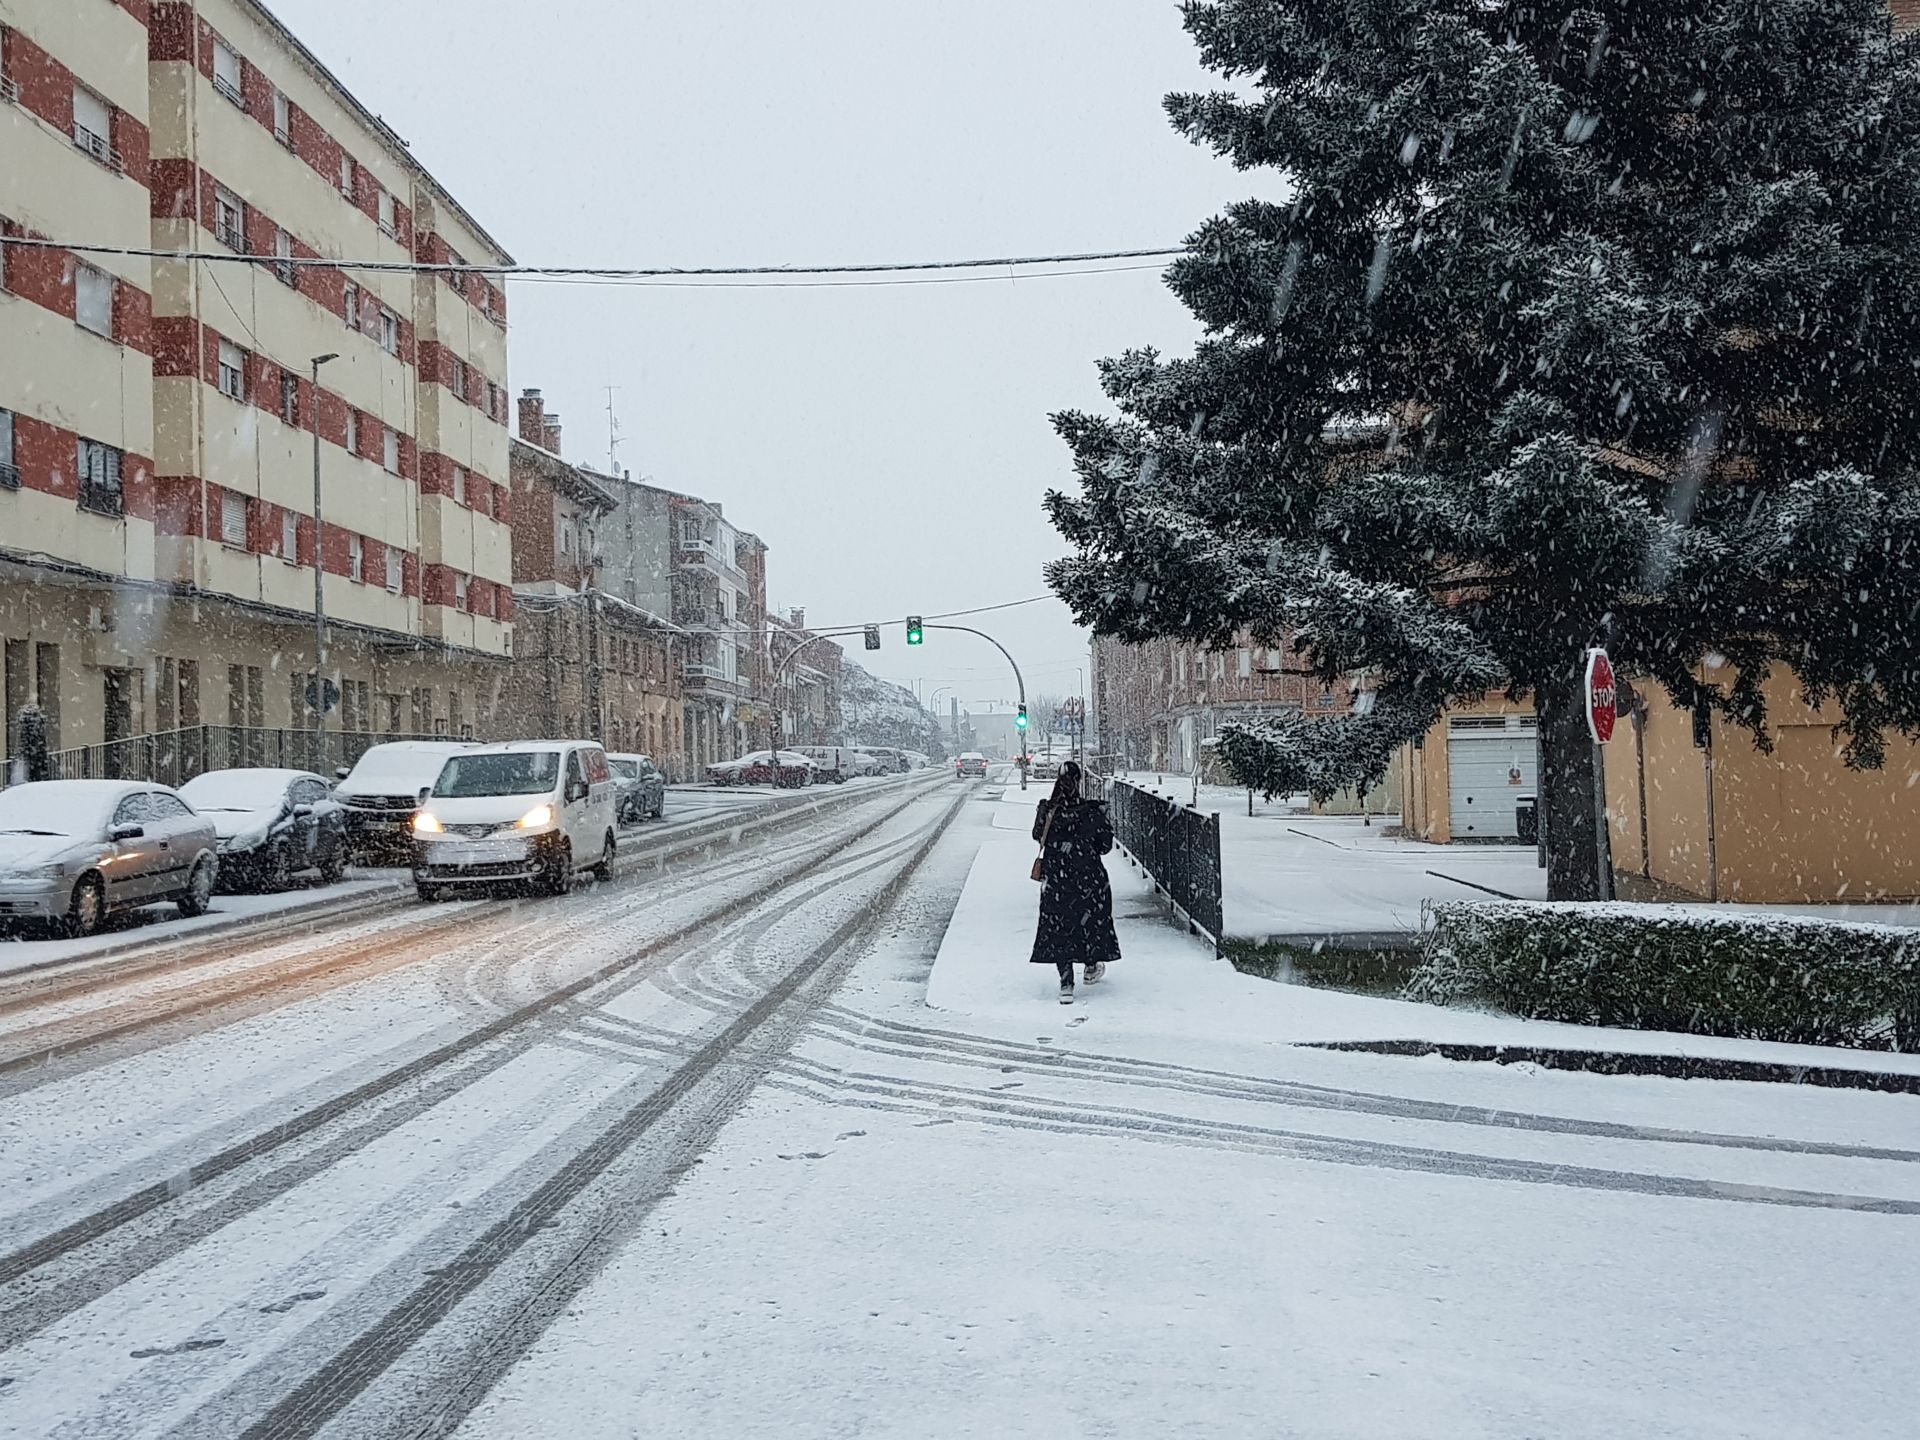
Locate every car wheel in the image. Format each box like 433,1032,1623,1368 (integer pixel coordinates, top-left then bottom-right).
177,858,216,918
319,844,347,885
591,830,615,882
266,842,295,893
542,838,573,896
415,880,444,903
64,874,106,938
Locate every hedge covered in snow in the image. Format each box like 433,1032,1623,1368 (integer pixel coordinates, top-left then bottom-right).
1409,901,1920,1050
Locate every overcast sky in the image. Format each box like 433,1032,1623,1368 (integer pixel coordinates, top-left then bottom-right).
271,0,1250,712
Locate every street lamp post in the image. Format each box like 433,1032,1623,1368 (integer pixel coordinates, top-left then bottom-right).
310,353,339,766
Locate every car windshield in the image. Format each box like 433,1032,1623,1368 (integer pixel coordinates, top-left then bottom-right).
350,747,466,784
181,773,289,812
0,785,107,836
608,759,639,780
432,753,560,798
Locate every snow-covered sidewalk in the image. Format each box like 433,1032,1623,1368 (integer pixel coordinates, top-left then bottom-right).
928,788,1920,1078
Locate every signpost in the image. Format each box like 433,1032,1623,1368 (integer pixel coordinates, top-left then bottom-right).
1583,648,1617,898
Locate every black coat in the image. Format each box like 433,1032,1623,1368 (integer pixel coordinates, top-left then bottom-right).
1029,799,1121,966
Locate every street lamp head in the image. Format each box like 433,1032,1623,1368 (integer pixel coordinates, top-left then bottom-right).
312,352,340,368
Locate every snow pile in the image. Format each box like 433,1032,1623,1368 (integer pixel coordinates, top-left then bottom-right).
1413,899,1920,1050
837,662,940,755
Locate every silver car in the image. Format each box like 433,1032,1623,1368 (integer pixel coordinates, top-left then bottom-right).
0,780,220,936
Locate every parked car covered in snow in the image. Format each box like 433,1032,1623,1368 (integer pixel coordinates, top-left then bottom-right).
706,751,816,788
860,747,912,774
607,753,667,822
792,746,882,784
334,740,478,864
179,768,346,892
0,779,219,935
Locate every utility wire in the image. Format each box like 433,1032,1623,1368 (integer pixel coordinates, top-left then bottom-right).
0,236,1183,282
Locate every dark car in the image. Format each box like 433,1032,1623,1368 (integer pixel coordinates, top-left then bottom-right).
608,752,667,822
180,768,347,891
955,752,989,778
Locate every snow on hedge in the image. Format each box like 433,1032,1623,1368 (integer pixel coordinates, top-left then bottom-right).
1410,900,1920,1051
839,662,942,755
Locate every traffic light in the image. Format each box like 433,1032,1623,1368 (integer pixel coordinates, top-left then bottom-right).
906,616,924,646
863,624,881,651
1015,704,1029,731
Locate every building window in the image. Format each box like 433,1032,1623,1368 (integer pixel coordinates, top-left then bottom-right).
212,40,244,106
71,86,116,167
214,185,246,251
219,489,245,546
345,408,360,455
281,508,298,562
377,189,396,237
0,216,11,294
486,382,501,421
339,154,355,198
74,263,114,338
452,466,467,506
379,308,399,355
385,544,403,594
349,533,364,582
273,228,295,286
383,427,399,473
454,572,469,612
446,248,466,296
450,358,466,401
343,281,359,330
280,370,300,426
1238,649,1252,679
0,408,17,490
218,340,247,401
272,89,292,146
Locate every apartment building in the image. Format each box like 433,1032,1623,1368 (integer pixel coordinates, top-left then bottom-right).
0,0,513,775
504,410,684,770
768,608,841,747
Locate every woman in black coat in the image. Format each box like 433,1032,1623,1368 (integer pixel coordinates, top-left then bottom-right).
1029,762,1121,1003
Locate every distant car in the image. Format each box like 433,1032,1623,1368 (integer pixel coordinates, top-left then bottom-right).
334,740,479,864
0,779,219,935
607,752,667,822
900,750,931,770
1030,755,1062,781
792,746,883,784
180,768,347,892
412,741,618,900
955,752,989,778
706,751,816,788
861,747,911,774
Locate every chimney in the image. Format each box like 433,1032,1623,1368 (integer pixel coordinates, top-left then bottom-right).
518,388,545,445
789,607,805,629
543,414,563,455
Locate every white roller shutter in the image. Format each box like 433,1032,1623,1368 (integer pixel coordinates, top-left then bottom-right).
1447,716,1537,839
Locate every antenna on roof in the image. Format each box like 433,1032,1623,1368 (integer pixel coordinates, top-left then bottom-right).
605,386,623,476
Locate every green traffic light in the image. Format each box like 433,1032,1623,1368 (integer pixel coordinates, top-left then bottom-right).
1015,706,1029,730
906,615,924,645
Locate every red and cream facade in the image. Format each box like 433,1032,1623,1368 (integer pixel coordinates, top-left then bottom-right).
1,0,512,761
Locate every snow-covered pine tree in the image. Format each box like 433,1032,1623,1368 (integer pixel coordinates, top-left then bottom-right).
1046,0,1920,898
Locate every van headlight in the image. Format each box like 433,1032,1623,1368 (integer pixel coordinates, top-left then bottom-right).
412,812,444,834
516,803,554,829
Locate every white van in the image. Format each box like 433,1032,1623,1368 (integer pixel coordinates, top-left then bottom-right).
410,741,617,899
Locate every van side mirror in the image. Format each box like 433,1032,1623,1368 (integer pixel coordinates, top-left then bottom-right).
418,786,432,803
568,780,589,803
110,824,145,841
292,803,315,818
335,766,351,781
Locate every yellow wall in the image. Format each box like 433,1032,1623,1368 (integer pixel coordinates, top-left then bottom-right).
1397,694,1537,842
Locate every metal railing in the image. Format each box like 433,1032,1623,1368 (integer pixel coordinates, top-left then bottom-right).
16,726,453,788
1106,777,1223,950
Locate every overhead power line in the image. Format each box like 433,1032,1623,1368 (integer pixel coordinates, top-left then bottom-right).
0,236,1183,283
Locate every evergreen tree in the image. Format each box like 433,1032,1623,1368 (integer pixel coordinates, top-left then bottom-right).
1047,0,1920,898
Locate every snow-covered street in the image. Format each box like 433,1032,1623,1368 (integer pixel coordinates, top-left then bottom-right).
1,775,1914,1438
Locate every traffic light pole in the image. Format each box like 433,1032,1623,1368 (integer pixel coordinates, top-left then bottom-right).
924,623,1028,790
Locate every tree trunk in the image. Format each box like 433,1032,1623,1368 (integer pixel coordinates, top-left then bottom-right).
1538,672,1611,901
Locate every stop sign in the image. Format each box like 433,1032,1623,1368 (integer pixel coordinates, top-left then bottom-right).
1585,648,1617,744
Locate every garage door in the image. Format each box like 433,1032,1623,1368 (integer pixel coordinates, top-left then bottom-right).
1448,717,1538,839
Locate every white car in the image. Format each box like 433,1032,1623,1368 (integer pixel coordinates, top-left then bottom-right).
335,740,479,864
411,741,619,899
792,746,883,783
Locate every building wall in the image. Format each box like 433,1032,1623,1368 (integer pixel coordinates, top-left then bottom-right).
1609,677,1920,902
1397,694,1537,842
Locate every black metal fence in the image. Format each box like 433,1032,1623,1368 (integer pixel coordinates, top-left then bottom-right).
1105,777,1224,950
29,727,449,788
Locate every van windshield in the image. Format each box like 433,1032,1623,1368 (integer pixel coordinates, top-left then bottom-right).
432,753,559,798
